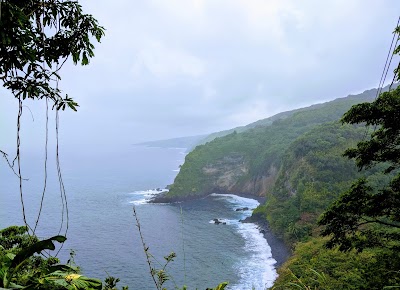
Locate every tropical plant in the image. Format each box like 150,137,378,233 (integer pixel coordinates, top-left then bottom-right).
0,226,104,289
319,86,400,251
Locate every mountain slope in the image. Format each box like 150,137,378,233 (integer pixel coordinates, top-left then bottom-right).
192,87,380,147
156,87,381,202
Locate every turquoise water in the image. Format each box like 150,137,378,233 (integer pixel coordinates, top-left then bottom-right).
0,145,277,289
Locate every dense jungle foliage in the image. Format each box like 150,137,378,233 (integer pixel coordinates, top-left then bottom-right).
272,86,400,289
264,122,395,245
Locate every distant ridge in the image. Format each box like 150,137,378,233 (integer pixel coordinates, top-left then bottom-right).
194,85,387,146
133,134,208,150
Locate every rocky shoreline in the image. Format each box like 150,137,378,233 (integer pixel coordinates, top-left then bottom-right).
151,192,290,267
149,191,203,203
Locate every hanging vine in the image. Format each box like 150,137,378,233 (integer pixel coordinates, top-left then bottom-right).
0,0,104,235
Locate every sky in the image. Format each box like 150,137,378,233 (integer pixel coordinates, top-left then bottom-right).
1,0,400,152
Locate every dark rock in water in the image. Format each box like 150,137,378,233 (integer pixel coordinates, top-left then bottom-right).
213,218,226,225
235,207,249,211
149,193,170,203
241,215,257,223
150,191,200,204
156,188,162,191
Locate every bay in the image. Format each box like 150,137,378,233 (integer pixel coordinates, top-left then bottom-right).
0,145,277,289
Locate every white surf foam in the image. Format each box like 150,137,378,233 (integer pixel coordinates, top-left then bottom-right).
129,199,147,205
210,193,278,289
129,188,168,195
210,193,259,207
229,223,277,290
128,188,168,204
208,218,237,225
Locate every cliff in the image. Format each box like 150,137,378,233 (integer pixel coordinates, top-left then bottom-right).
156,87,381,203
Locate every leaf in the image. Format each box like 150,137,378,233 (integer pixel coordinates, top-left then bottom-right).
67,102,77,111
206,282,228,290
8,281,25,289
11,235,66,269
6,253,16,261
82,52,89,65
41,271,102,290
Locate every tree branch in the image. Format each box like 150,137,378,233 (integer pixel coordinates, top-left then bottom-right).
358,217,400,229
0,149,29,180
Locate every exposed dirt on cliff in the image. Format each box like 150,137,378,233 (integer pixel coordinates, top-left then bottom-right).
202,154,278,197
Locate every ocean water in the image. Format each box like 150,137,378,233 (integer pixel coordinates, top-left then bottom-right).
0,145,277,289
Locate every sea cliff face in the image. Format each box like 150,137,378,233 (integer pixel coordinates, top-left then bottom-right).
201,156,278,197
202,154,248,190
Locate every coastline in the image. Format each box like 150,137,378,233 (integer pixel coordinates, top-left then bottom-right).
241,214,290,268
151,192,290,268
219,193,290,267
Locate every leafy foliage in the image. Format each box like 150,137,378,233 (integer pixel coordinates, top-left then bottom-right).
103,276,128,290
266,92,400,287
271,25,400,289
264,122,374,244
319,86,400,253
342,87,400,173
272,237,400,289
0,0,104,109
0,226,105,289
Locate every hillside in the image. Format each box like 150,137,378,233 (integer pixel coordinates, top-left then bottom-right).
192,87,379,147
154,86,381,202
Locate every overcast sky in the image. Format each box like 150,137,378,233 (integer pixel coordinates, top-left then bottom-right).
1,1,400,152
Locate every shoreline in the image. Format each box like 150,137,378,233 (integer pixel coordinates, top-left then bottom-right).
241,215,290,268
151,191,290,268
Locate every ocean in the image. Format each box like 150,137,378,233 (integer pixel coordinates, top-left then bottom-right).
0,145,277,289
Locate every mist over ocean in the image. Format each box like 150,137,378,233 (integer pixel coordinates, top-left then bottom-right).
0,145,277,289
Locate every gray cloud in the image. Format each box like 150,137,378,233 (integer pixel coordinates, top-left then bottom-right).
1,0,400,151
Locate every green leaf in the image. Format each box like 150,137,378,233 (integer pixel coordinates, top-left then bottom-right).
11,235,66,269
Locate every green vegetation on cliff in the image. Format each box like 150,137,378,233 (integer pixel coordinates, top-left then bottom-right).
165,87,380,201
273,237,399,289
265,122,366,243
272,86,400,289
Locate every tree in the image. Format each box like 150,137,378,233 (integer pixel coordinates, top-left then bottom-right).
0,0,104,110
319,26,400,252
0,0,105,229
